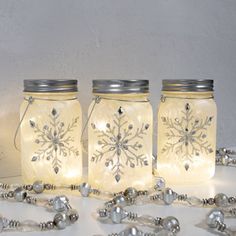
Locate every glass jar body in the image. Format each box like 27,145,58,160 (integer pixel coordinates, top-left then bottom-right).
88,93,153,192
157,91,217,184
20,92,82,184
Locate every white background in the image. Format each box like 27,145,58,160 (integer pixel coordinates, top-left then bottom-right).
0,1,236,236
0,0,236,178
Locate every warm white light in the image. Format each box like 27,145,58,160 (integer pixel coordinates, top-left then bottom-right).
157,91,217,184
88,94,153,192
20,92,82,184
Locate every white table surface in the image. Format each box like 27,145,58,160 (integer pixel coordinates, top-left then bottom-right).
0,165,235,236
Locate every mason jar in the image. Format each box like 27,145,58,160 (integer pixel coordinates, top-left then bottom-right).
20,80,82,184
157,80,217,184
88,80,153,192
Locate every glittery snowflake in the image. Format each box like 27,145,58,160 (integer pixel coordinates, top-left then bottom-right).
161,103,214,171
91,106,150,182
30,108,79,174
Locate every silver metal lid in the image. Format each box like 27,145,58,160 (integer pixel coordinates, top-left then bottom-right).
162,80,214,92
92,80,149,94
24,80,78,93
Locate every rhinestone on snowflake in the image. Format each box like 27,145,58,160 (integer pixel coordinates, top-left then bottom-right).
30,108,80,174
91,106,150,182
161,103,214,171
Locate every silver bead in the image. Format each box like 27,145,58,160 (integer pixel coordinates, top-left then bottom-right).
7,191,14,198
154,177,166,190
124,187,138,199
67,209,79,223
98,208,108,218
222,155,231,165
207,209,224,228
79,183,91,197
32,181,44,194
53,195,69,212
162,216,180,233
53,213,69,230
218,147,227,156
46,221,54,230
162,188,177,205
0,216,3,233
13,187,27,202
228,197,236,204
110,206,127,224
123,226,140,236
114,195,127,207
214,193,229,207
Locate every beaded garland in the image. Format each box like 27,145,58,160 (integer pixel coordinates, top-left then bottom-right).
97,204,180,235
0,147,235,235
2,177,235,209
0,187,78,232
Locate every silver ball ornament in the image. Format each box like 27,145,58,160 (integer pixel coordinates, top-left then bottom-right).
13,187,27,202
53,195,69,212
124,187,138,199
214,193,229,207
114,195,127,207
162,188,177,205
32,181,44,194
79,183,91,197
110,206,127,224
162,216,180,233
53,213,69,230
207,209,224,228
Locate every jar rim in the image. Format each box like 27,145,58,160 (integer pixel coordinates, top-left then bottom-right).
162,79,214,92
24,80,78,93
92,80,149,94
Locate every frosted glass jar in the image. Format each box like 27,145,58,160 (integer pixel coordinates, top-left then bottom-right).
20,80,82,184
88,80,153,192
157,80,217,184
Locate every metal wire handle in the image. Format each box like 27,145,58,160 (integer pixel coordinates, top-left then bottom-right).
14,96,34,151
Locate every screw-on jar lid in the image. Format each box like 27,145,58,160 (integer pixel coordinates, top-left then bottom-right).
92,80,149,94
24,80,78,93
162,80,214,92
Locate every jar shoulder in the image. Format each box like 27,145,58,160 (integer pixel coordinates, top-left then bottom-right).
89,99,153,111
158,98,216,109
20,99,82,116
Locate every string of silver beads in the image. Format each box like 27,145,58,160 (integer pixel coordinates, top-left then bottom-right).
2,179,235,210
0,180,109,198
97,205,180,234
0,188,79,233
108,186,236,209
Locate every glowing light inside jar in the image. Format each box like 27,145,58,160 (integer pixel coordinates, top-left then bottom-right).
157,80,217,184
88,80,153,192
20,80,82,185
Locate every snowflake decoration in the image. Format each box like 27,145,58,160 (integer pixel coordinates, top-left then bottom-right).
161,103,214,171
91,106,150,182
30,108,79,174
